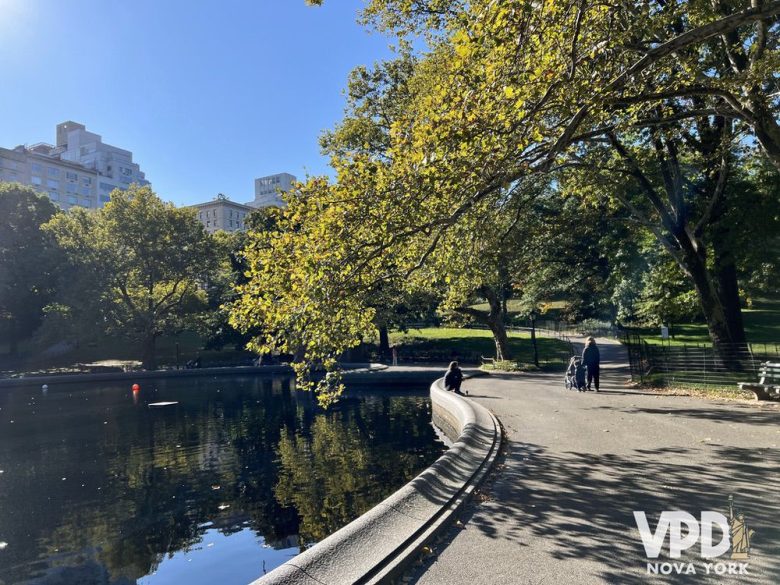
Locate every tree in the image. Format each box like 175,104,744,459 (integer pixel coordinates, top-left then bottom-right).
311,0,780,349
201,229,255,351
45,185,215,369
0,183,62,355
254,1,779,392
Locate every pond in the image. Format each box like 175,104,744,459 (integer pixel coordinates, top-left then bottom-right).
0,375,446,585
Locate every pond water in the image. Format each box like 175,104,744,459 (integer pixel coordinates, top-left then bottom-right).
0,375,445,585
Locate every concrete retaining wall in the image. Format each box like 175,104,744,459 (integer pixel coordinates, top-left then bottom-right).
251,377,502,585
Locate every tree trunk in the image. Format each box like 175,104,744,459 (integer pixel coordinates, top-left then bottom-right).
679,241,744,369
482,286,513,361
711,237,747,345
454,286,513,361
747,97,780,172
142,332,157,371
377,324,390,356
487,317,513,361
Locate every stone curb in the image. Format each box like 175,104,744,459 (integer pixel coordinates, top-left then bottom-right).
251,374,502,585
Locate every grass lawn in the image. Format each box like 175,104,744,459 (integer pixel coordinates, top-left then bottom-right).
389,327,571,368
630,298,780,347
469,299,569,320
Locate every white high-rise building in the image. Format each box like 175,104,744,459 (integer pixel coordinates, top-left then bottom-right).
246,172,296,208
56,121,149,206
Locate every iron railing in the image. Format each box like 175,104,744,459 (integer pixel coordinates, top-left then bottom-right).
618,332,780,387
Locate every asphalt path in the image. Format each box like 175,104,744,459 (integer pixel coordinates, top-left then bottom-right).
411,339,780,584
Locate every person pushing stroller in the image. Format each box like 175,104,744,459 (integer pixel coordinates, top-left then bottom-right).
582,337,600,392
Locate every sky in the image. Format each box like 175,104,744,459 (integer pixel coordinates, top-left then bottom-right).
0,0,396,206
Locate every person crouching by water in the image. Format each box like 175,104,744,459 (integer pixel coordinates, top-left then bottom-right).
582,337,600,392
444,361,465,395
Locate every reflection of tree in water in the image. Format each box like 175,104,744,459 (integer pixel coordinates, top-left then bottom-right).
0,380,442,584
275,396,442,545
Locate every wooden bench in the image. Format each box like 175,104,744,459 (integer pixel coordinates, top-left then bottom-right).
739,362,780,401
481,355,496,367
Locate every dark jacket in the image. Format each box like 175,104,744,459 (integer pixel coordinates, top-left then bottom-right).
582,344,600,368
444,368,463,391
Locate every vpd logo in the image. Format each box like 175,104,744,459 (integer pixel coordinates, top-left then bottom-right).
633,496,754,577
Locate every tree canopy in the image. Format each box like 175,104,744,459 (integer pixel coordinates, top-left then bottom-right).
235,1,780,401
0,183,61,355
46,185,216,369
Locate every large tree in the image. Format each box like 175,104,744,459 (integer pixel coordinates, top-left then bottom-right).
46,185,215,369
248,0,780,396
0,183,62,355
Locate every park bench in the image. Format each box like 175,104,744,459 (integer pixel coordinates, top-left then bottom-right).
481,355,495,367
739,362,780,401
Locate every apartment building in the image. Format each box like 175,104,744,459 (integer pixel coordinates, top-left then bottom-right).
0,121,149,210
246,172,296,208
0,144,98,210
190,194,254,234
56,121,149,206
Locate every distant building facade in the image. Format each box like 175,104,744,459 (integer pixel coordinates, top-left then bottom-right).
0,121,149,210
246,172,296,208
190,194,253,234
0,144,99,210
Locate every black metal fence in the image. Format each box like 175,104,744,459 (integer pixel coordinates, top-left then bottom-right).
619,332,780,387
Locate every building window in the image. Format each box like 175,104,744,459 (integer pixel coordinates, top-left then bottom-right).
31,163,43,173
66,183,77,193
80,186,90,196
68,195,78,205
66,171,78,181
49,192,60,201
82,177,91,186
100,195,110,203
206,220,210,227
31,176,42,186
47,179,59,189
48,167,59,177
81,199,91,207
229,220,233,227
100,182,114,192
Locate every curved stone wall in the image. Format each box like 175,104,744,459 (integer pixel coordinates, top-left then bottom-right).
252,376,502,585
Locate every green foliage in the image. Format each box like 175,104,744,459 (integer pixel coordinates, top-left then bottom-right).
45,185,216,369
0,183,62,354
257,0,780,392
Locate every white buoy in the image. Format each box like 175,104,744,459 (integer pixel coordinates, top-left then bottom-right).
42,384,48,391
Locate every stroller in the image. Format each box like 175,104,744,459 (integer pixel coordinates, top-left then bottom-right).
564,356,587,391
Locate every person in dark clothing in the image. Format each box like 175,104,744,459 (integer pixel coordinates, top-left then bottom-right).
582,337,600,391
444,361,464,394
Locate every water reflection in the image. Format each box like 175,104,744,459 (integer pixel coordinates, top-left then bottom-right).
0,376,444,585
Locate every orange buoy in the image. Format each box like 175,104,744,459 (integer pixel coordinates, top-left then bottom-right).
132,383,140,392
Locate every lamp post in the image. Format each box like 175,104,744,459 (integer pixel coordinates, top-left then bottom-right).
530,308,539,367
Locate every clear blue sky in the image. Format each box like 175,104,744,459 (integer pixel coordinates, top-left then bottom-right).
0,0,395,206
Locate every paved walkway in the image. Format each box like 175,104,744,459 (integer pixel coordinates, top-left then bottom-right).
411,339,780,584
